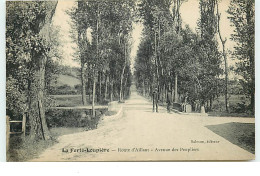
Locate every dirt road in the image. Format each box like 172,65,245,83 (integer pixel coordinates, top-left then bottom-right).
31,86,255,161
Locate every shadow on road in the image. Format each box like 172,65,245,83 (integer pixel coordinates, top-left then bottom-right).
206,122,255,154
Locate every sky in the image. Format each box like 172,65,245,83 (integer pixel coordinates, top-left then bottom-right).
180,0,235,55
52,0,236,71
52,0,78,66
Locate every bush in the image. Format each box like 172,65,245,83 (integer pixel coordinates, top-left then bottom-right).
230,102,254,115
6,76,27,118
45,109,105,129
50,84,78,95
105,111,117,116
230,102,247,113
74,84,82,94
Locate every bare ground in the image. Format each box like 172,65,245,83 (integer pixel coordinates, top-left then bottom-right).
30,86,255,161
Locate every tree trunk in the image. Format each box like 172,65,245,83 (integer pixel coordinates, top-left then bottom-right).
150,84,153,100
173,0,181,33
97,71,102,103
81,63,87,105
210,97,213,111
154,31,159,91
105,74,108,100
251,90,254,114
171,84,174,103
119,41,127,102
246,2,255,114
216,3,229,112
165,83,167,103
89,77,92,103
28,2,57,140
124,76,128,98
28,55,51,140
119,65,126,102
110,79,113,102
143,79,146,96
147,84,150,97
92,3,99,116
162,83,165,103
38,58,51,140
174,73,178,103
92,71,96,117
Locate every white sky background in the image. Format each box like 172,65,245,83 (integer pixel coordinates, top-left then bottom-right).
52,0,236,71
52,0,78,67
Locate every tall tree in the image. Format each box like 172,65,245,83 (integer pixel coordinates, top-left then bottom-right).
6,1,58,140
227,0,255,114
68,1,93,105
137,0,174,100
68,0,134,112
216,1,229,112
198,0,222,110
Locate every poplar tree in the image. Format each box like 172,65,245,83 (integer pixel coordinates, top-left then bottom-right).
227,0,255,114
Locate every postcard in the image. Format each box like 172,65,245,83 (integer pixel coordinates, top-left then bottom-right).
6,0,255,161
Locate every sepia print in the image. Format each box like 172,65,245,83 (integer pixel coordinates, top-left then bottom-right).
6,0,255,161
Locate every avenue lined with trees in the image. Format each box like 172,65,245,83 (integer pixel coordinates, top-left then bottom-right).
6,0,255,159
67,0,134,114
134,0,255,115
6,0,134,143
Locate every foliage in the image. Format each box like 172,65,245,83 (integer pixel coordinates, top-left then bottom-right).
135,0,222,110
227,0,255,113
46,109,103,129
67,0,134,105
6,1,59,140
6,76,27,117
6,1,61,106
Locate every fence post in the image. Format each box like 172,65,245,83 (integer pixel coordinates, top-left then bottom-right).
22,113,26,137
6,115,10,152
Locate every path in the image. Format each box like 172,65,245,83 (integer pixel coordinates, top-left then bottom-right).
31,86,255,161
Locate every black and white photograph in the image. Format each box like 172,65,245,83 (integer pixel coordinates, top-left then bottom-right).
5,0,255,161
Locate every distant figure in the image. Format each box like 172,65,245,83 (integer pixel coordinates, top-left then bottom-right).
153,88,158,113
167,89,172,113
182,94,188,112
195,99,200,112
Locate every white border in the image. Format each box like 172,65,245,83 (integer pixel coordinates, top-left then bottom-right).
0,0,6,162
0,0,260,175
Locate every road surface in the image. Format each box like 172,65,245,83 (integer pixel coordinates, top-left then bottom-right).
31,86,255,161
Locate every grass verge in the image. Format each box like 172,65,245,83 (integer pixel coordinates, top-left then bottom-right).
206,122,255,154
7,127,91,161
